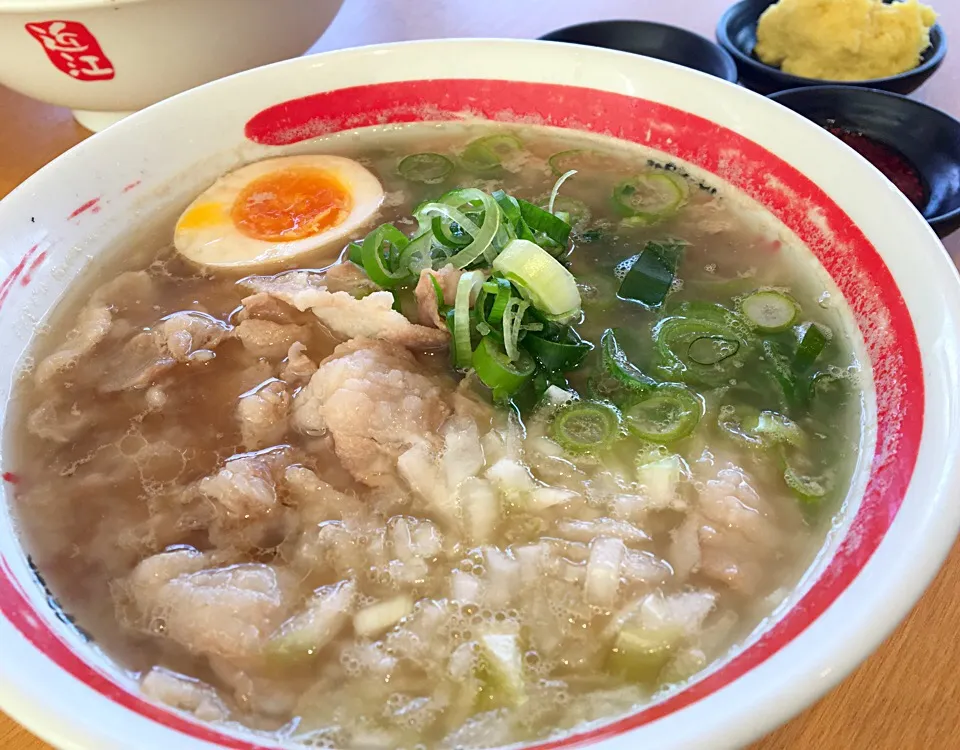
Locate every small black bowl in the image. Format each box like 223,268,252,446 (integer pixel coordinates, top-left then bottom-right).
717,0,947,95
769,86,960,237
539,20,738,83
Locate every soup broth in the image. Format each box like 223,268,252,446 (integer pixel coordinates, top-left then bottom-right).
7,123,863,749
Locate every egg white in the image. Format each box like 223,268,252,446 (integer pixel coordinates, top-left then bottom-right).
173,155,384,270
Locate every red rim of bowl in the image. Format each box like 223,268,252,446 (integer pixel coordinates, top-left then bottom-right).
0,78,923,750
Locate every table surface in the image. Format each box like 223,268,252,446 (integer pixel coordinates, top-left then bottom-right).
1,1,959,748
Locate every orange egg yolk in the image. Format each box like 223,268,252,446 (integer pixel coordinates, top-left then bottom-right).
230,167,352,242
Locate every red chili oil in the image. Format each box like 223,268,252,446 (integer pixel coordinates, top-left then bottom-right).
827,124,927,208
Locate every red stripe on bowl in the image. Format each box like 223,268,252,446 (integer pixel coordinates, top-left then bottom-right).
0,79,923,750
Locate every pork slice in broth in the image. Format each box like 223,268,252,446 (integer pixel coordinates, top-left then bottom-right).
244,270,449,349
292,338,453,488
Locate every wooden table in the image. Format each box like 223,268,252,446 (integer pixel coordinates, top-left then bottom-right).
1,1,958,748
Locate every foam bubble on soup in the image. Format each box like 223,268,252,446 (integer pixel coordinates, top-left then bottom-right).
8,123,864,749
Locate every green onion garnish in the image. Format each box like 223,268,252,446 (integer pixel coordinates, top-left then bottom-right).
397,153,454,184
460,134,524,174
612,172,690,226
794,323,828,372
624,386,702,443
550,400,621,454
523,327,593,371
618,240,686,308
360,224,413,287
739,290,800,333
453,271,484,368
473,335,535,400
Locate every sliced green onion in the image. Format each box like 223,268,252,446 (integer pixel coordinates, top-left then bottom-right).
473,335,535,400
345,241,363,265
492,239,581,317
417,203,480,242
460,134,524,174
523,328,593,371
486,278,514,326
794,323,828,372
688,335,740,365
417,189,501,269
550,400,621,454
516,199,572,247
624,386,703,443
454,271,485,368
548,169,577,215
398,231,434,275
784,467,828,504
548,149,619,176
431,215,470,248
556,197,592,230
429,274,445,307
762,339,803,412
361,224,411,287
613,172,690,226
502,297,530,362
618,240,686,308
493,190,521,223
592,328,657,405
739,290,799,333
397,153,454,184
654,306,750,387
492,190,537,245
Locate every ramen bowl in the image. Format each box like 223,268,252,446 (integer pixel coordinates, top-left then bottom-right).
0,0,345,132
0,39,958,750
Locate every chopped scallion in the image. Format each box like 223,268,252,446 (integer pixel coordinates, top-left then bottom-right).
794,323,828,372
618,240,686,308
473,335,535,400
624,386,702,443
550,400,621,454
523,328,593,371
460,134,524,174
397,152,454,184
492,239,581,317
360,224,412,287
613,172,690,225
453,271,484,368
739,290,799,333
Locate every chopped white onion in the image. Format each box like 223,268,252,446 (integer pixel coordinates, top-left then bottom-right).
353,595,414,638
584,536,625,607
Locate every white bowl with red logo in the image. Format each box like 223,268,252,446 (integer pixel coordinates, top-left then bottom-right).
0,39,958,750
0,0,345,132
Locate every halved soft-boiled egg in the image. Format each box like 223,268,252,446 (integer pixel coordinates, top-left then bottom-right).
174,155,384,269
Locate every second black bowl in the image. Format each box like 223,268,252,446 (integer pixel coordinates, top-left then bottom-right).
540,20,738,83
717,0,947,95
769,87,960,237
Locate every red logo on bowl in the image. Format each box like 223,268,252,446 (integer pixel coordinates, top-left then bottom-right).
25,21,115,81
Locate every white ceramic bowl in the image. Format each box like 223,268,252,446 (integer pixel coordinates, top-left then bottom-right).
0,0,344,131
1,39,959,750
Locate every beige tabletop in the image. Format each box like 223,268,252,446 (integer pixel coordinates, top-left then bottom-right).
1,1,959,748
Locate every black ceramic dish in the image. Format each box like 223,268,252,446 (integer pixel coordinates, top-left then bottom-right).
717,0,947,95
770,86,960,237
540,20,738,83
